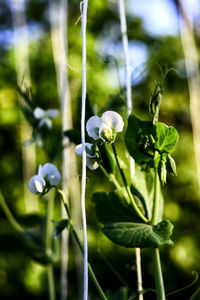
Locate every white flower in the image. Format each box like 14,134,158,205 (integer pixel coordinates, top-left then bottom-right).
38,163,61,186
75,143,99,170
86,111,124,143
28,175,45,194
28,163,61,194
34,107,59,129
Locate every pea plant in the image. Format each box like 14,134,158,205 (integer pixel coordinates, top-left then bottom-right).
63,71,179,299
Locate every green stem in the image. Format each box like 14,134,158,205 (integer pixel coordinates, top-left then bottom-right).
99,164,121,189
45,191,56,300
47,265,56,300
57,189,108,300
0,191,23,233
153,249,165,300
151,169,165,300
111,144,148,223
71,224,107,300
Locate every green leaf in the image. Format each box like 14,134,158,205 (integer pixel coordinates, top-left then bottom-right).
92,188,144,223
53,219,69,239
125,114,156,166
132,167,163,222
21,231,58,265
98,142,116,174
103,220,174,248
155,123,179,154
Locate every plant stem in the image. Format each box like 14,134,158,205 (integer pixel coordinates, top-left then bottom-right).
57,189,108,300
47,265,56,300
0,191,23,233
45,192,56,300
151,169,165,300
111,144,148,223
152,249,165,300
135,248,143,300
99,165,121,189
71,226,107,300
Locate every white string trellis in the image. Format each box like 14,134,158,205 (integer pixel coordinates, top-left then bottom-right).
81,0,89,299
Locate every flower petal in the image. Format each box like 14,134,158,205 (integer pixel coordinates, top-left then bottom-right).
34,107,45,119
38,163,61,186
86,157,99,170
46,109,59,119
101,111,124,133
75,144,84,156
38,118,52,129
75,143,96,158
28,175,45,194
86,116,101,140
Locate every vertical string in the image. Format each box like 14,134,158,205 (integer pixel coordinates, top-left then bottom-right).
118,0,132,115
81,1,89,299
118,1,143,299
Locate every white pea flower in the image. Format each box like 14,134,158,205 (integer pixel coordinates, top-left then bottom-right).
28,175,46,194
86,111,124,143
75,143,99,170
38,163,61,186
34,107,59,129
28,163,61,194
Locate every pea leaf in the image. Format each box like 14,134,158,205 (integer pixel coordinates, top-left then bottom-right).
125,114,156,166
53,219,69,239
92,188,145,224
131,167,163,222
103,220,174,248
155,123,179,154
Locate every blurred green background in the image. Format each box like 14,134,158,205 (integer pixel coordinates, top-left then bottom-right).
0,0,200,299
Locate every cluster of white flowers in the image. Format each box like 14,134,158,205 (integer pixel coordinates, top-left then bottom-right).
75,111,124,170
28,163,61,194
34,107,59,129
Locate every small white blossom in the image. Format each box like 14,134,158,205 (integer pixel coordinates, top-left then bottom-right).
34,107,59,129
38,163,61,186
28,175,46,194
86,111,124,143
28,163,61,194
75,143,99,170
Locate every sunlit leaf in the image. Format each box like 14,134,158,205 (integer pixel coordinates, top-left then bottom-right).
103,220,174,248
155,123,179,154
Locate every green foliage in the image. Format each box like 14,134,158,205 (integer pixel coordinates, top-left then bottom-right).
102,220,173,249
92,188,144,224
125,114,155,166
155,122,179,154
97,142,116,174
131,167,164,221
21,231,57,265
92,188,173,248
53,219,69,239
